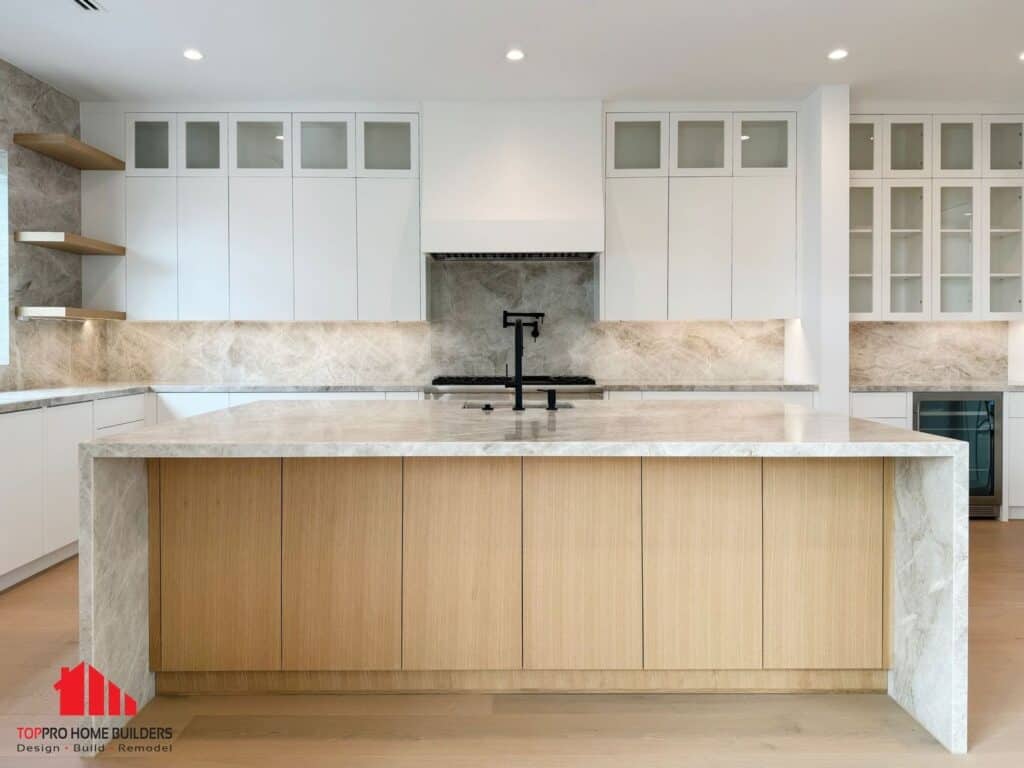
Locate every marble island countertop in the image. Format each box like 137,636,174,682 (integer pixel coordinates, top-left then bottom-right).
82,399,961,459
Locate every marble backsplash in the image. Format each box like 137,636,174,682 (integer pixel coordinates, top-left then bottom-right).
850,322,1008,388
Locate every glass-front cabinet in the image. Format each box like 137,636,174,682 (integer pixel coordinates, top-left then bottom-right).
984,181,1024,317
882,180,931,319
932,116,980,178
670,113,731,176
126,113,175,176
733,113,795,176
884,116,931,178
606,113,669,177
176,114,227,176
229,113,291,176
932,181,980,319
357,113,419,178
850,181,882,319
850,116,881,179
983,116,1024,178
292,113,355,177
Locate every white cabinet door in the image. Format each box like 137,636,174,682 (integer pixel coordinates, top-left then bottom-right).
982,180,1024,318
178,177,229,320
0,409,45,575
932,115,981,179
668,177,731,319
357,114,419,178
932,180,981,320
293,113,355,177
126,113,175,176
606,113,669,177
155,393,231,423
228,392,387,406
43,402,93,552
733,113,796,177
850,181,884,319
731,176,797,319
850,116,882,180
229,177,294,320
882,181,932,320
669,113,732,177
883,115,932,178
983,115,1024,179
293,178,358,320
176,113,227,177
356,178,421,321
604,177,668,320
229,113,291,177
1008,419,1024,507
126,176,178,320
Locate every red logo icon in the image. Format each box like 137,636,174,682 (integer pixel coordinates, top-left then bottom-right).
53,662,137,717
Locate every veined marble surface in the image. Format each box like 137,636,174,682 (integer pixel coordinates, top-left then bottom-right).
82,400,961,459
851,383,1018,393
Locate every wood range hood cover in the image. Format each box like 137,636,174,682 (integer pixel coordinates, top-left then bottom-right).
421,101,605,255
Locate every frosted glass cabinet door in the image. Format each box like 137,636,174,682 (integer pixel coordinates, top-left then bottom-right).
733,113,795,176
605,113,668,177
882,181,931,319
126,113,175,176
983,181,1024,317
357,114,419,178
850,116,882,179
669,113,731,176
229,113,291,176
293,113,355,177
849,181,883,319
932,181,980,319
932,116,980,178
983,116,1024,178
176,113,227,176
883,116,931,178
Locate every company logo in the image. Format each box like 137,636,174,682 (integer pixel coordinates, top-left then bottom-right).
53,662,137,717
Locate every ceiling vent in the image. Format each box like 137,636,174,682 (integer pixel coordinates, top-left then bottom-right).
430,252,595,262
72,0,104,10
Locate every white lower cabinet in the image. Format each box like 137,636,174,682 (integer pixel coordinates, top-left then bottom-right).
668,177,731,319
849,392,913,429
606,390,813,406
229,177,294,320
1008,418,1024,510
732,176,797,319
293,177,358,321
155,393,231,423
43,402,94,553
227,392,386,407
0,410,45,576
356,178,421,321
126,176,178,320
604,177,669,320
178,177,230,320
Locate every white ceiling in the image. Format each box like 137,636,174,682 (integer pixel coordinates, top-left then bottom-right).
2,0,1023,105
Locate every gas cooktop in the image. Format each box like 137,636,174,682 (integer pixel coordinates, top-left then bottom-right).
432,375,596,386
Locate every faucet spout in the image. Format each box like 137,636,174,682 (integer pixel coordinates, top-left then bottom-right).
502,310,545,412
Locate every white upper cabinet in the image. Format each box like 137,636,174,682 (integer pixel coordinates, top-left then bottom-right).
669,177,731,319
293,113,356,177
850,116,882,179
932,116,980,178
604,177,669,319
178,177,230,320
606,113,669,177
733,113,795,176
983,115,1024,178
357,113,419,178
229,113,292,176
293,177,358,320
850,181,883,319
932,180,981,319
176,113,227,176
883,116,931,178
669,113,732,177
732,175,797,318
882,180,932,319
229,177,294,319
356,177,421,320
983,180,1024,318
126,176,178,320
126,113,176,176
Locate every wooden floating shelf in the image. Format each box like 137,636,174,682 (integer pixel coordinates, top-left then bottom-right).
16,306,126,321
13,133,125,171
15,231,125,256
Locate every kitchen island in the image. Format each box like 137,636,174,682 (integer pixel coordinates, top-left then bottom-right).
79,399,968,753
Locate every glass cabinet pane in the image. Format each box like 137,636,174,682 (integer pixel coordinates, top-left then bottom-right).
614,121,662,170
937,187,974,314
850,186,874,231
990,122,1023,171
891,186,923,231
850,276,873,314
850,123,875,172
890,122,925,172
989,185,1023,312
236,121,285,169
940,123,973,171
364,121,411,171
134,121,169,169
990,186,1022,230
850,186,876,315
677,120,724,169
184,121,220,169
300,121,348,169
891,276,923,313
740,120,787,168
889,185,924,313
940,186,972,230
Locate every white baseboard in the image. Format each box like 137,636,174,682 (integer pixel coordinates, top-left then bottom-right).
1008,507,1024,521
0,542,77,593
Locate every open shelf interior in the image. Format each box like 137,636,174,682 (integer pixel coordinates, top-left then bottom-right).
13,133,124,171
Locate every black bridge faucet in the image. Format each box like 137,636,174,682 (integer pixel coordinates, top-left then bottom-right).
503,310,545,411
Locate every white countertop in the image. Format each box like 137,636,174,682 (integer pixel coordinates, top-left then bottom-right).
82,399,960,459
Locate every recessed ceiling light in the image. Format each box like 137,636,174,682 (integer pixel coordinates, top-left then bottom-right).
740,135,750,141
274,135,284,141
828,48,848,61
1019,51,1024,61
183,48,204,61
505,48,525,62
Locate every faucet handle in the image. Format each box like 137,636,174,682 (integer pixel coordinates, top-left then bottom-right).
539,389,558,411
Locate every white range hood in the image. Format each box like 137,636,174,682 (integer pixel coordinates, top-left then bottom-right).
421,100,604,255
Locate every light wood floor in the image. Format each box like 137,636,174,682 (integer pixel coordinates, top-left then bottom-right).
1,521,1023,766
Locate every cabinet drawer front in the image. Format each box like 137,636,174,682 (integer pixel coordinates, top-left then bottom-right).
94,394,147,429
850,392,910,419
